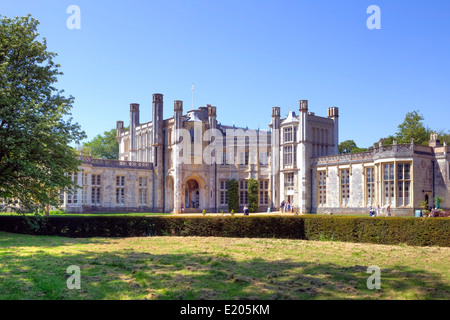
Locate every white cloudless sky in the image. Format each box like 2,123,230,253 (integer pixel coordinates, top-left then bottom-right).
2,0,450,148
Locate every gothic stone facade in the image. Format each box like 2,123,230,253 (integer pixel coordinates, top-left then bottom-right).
60,94,450,216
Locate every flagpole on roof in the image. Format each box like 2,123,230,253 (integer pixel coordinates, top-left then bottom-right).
192,82,194,110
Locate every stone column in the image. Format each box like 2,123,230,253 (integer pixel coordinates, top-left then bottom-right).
328,107,339,155
129,104,140,161
298,100,310,213
208,105,218,212
152,94,164,212
63,189,68,211
271,107,281,210
173,100,183,213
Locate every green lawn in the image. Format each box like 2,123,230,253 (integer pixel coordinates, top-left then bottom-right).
0,231,448,300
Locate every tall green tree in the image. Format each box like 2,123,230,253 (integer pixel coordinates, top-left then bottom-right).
247,178,259,213
396,110,430,145
0,15,86,214
83,128,119,159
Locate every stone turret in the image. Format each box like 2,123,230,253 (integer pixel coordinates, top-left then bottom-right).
116,121,124,142
298,100,308,142
429,132,441,148
327,106,339,155
297,100,311,213
271,106,281,210
207,104,218,212
152,94,164,165
152,94,164,212
129,103,140,161
299,100,308,112
174,100,183,138
207,104,217,130
173,100,184,214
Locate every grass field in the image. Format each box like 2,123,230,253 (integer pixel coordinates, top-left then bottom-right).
0,231,449,300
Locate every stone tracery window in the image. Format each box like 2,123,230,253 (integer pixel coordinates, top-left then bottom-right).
259,152,269,166
116,176,125,205
239,180,248,205
81,173,89,205
284,127,293,143
383,164,395,206
284,173,294,187
139,177,148,205
340,169,350,207
239,152,249,166
397,163,411,207
259,180,269,205
317,171,326,206
91,174,101,206
283,146,293,166
220,181,228,206
366,167,375,207
378,162,413,208
67,172,78,205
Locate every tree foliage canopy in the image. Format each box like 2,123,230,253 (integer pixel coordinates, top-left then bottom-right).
338,140,357,154
370,111,448,148
338,140,367,154
396,110,430,145
435,129,450,146
0,15,86,213
82,128,119,159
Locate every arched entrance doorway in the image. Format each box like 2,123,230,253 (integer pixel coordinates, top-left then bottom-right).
185,179,200,209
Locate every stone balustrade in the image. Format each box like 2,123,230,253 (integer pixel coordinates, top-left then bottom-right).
311,143,419,166
79,156,153,170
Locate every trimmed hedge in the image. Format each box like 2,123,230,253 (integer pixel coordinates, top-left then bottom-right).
0,215,448,247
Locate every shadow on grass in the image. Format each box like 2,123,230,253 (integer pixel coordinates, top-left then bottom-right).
0,233,448,300
0,231,111,248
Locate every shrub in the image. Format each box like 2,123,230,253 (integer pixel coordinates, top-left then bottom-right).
247,178,259,213
227,179,239,213
50,209,65,215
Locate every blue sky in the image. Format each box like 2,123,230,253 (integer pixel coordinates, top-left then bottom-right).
2,0,450,148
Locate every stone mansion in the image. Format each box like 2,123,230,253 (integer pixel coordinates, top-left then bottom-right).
60,93,450,216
